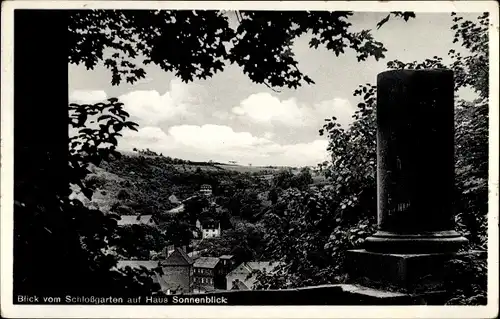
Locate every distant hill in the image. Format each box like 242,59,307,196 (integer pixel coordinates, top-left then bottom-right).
122,150,293,174
72,153,283,216
214,163,283,174
70,151,327,218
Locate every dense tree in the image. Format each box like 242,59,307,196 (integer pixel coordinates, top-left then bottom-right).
15,98,163,297
272,167,314,191
272,169,295,189
292,167,314,189
111,224,167,260
69,10,414,88
197,222,267,265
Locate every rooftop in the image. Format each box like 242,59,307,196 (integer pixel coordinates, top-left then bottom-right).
161,247,194,266
231,279,250,290
116,260,160,270
116,215,156,226
166,204,184,214
194,257,220,269
168,194,180,204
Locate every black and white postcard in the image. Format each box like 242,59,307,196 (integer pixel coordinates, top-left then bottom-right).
1,1,499,318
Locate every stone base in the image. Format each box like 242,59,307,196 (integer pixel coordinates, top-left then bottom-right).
364,230,468,254
345,249,485,294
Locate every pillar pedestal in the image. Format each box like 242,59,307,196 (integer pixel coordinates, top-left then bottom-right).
364,230,467,254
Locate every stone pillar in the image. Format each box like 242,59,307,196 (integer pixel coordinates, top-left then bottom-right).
364,69,468,254
345,70,477,300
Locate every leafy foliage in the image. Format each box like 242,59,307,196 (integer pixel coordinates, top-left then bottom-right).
260,187,377,288
69,98,138,198
111,224,167,260
252,267,289,290
272,167,314,191
15,98,163,297
197,222,267,266
69,10,414,89
444,254,487,305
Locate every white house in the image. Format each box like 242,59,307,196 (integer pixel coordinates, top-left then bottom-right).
194,219,221,239
200,184,212,197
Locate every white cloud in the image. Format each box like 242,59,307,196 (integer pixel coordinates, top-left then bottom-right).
232,93,356,129
232,93,307,126
278,140,330,166
212,110,234,121
119,126,178,152
314,98,356,128
69,90,108,104
168,124,272,152
264,132,274,139
118,79,196,126
117,123,329,167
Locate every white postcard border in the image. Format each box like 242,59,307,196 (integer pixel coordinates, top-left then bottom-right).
1,1,498,318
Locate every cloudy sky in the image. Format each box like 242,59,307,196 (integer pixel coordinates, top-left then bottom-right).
69,11,479,167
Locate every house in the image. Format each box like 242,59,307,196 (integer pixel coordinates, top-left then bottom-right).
160,247,194,294
161,244,175,257
116,260,173,294
194,219,221,239
166,204,185,214
200,184,212,197
192,255,236,292
226,261,282,291
168,194,180,205
116,215,157,226
166,195,198,214
192,257,220,293
230,278,249,290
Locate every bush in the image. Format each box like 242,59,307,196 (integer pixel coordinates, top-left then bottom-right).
444,254,487,305
84,174,107,190
117,188,131,200
115,205,134,215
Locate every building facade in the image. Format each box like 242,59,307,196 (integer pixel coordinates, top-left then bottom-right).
194,219,221,239
200,184,212,197
192,257,220,293
160,247,194,294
